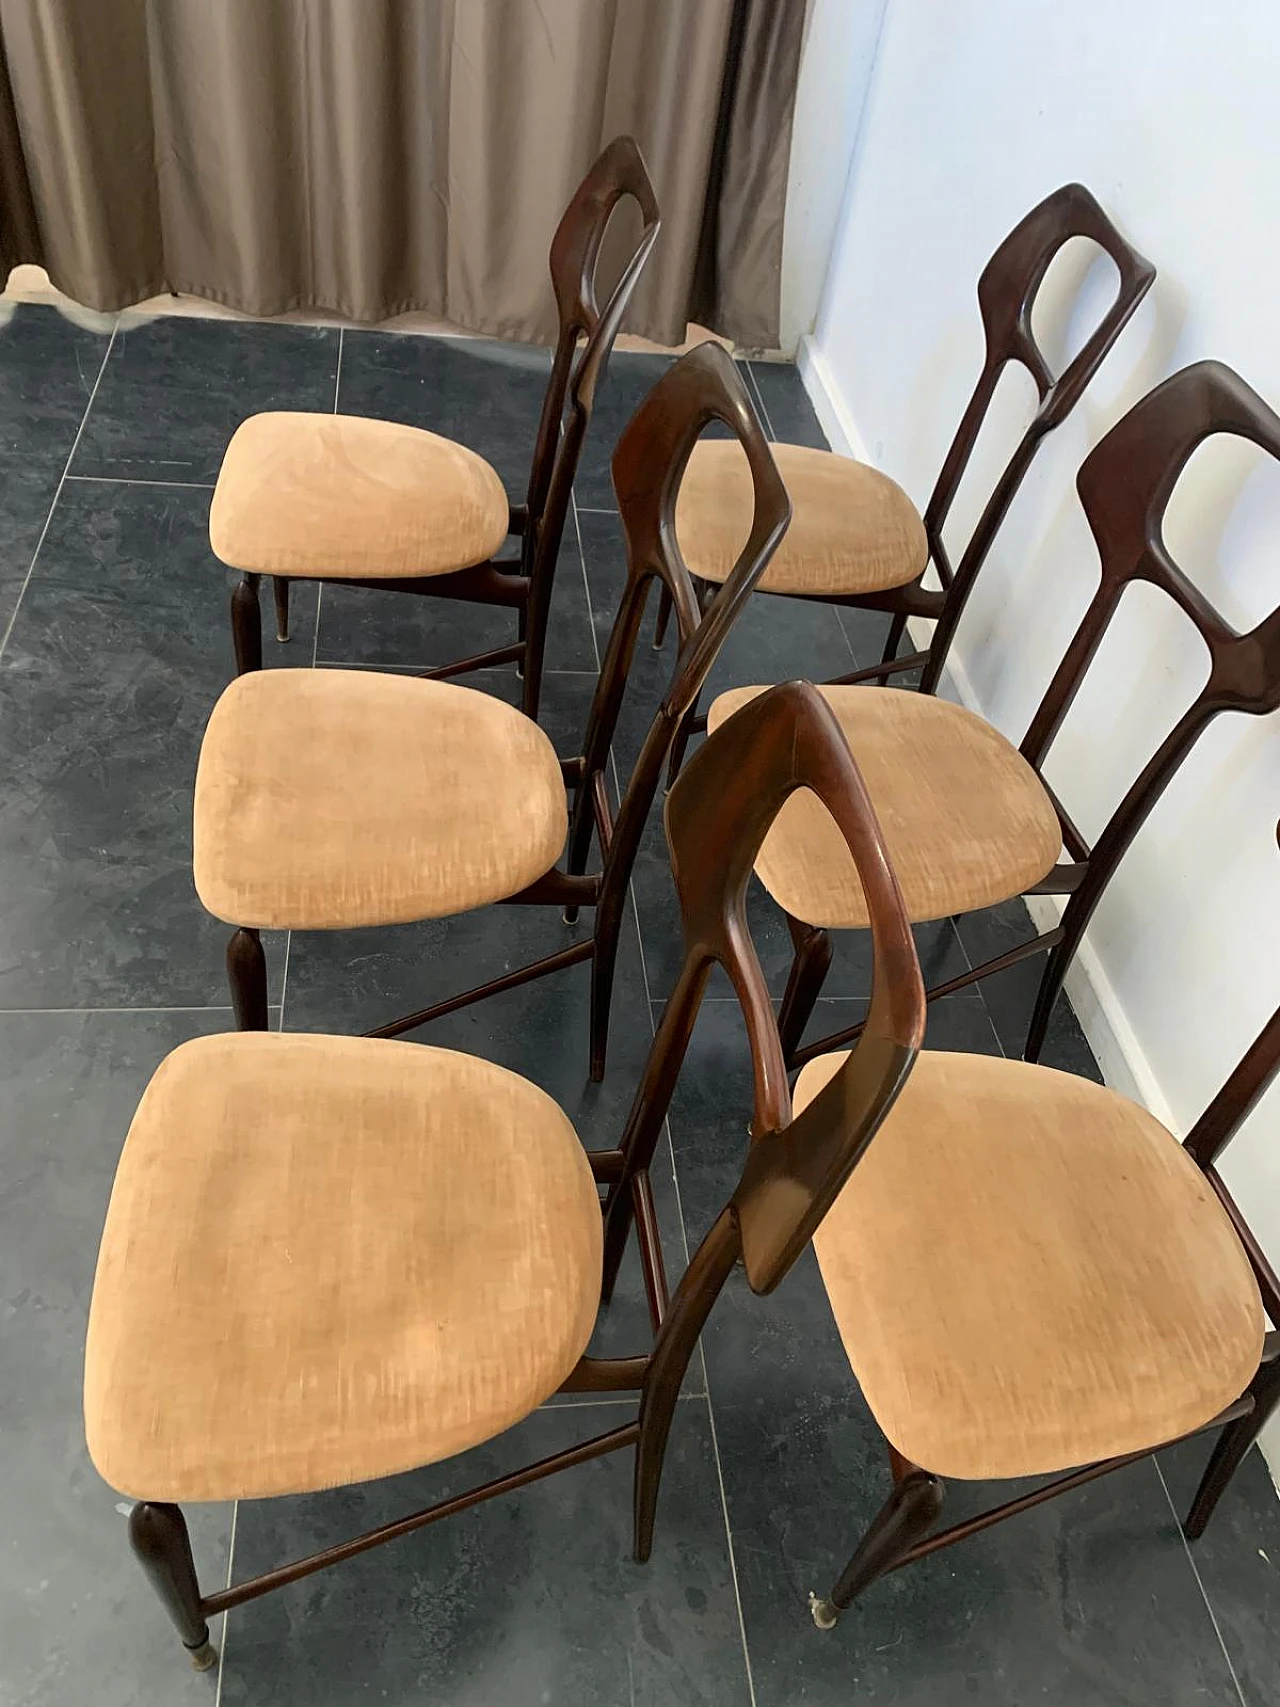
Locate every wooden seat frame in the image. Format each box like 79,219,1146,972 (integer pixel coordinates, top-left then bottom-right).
222,341,791,1083
782,361,1280,1070
226,134,660,725
120,680,925,1672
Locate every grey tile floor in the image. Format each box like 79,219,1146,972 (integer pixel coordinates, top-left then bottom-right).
1,301,1277,1704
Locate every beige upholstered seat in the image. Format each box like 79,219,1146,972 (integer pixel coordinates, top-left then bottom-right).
84,1032,603,1502
194,669,568,930
210,412,511,579
796,1049,1263,1481
707,684,1062,927
675,440,927,596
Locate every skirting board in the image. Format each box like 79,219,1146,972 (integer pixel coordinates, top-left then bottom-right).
796,332,1280,1477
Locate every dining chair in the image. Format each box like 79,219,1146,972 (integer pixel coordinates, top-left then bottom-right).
208,134,660,721
84,679,925,1672
192,340,790,1081
798,874,1280,1629
665,183,1154,690
710,360,1280,1066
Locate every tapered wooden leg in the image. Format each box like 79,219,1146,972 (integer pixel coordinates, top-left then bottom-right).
227,927,269,1031
1185,1358,1280,1539
561,781,597,926
128,1502,216,1671
272,576,291,644
880,610,908,667
230,573,262,675
665,699,700,792
652,584,673,650
589,917,620,1084
809,1470,945,1628
778,916,833,1063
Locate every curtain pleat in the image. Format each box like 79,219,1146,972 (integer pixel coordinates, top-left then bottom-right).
0,0,804,347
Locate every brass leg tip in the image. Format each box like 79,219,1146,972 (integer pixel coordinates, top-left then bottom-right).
275,629,290,644
808,1593,839,1631
186,1639,218,1672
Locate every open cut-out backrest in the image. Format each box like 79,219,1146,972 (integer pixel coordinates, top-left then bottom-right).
615,682,922,1407
920,184,1155,693
519,137,661,696
1019,363,1280,922
577,340,791,915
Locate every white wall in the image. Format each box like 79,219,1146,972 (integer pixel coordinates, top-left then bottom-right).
801,0,1280,1461
777,0,887,356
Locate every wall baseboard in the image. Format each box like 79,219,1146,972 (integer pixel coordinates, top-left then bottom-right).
799,343,1280,1482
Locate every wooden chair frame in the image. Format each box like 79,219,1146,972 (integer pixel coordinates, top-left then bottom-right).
810,933,1280,1627
128,681,924,1671
229,134,660,724
784,360,1280,1070
225,341,791,1083
660,183,1155,779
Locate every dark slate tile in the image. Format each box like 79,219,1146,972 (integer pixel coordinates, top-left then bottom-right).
1159,1435,1280,1706
718,1394,1242,1707
748,360,829,450
0,480,306,1006
955,897,1102,1077
575,351,673,509
336,329,549,497
0,454,63,636
0,301,112,463
0,1009,233,1706
219,1399,751,1707
71,314,339,482
836,602,903,673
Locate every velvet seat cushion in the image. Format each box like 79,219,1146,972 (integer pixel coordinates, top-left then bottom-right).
210,412,511,579
707,684,1063,927
84,1032,603,1501
796,1048,1264,1480
194,669,568,930
675,439,927,596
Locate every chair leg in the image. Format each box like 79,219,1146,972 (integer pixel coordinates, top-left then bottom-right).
561,783,598,927
1184,1358,1280,1540
881,611,908,668
515,600,527,680
519,604,549,723
778,918,833,1063
227,927,269,1031
128,1502,217,1671
271,576,291,644
230,573,262,675
652,584,673,650
588,919,620,1084
809,1470,945,1629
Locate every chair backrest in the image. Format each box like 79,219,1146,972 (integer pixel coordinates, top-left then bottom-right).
920,184,1155,693
1019,362,1280,948
519,137,661,710
574,340,790,928
613,682,924,1395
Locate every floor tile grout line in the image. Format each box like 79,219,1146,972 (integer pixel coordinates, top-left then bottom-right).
333,325,345,412
0,318,118,664
1153,1457,1249,1707
0,1004,245,1015
572,489,759,1707
63,474,216,490
213,1497,238,1705
743,360,775,441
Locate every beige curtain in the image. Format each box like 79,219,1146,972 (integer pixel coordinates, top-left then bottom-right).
0,0,804,348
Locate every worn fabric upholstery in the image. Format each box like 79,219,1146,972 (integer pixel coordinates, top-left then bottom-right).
707,684,1062,926
84,1033,603,1502
209,412,511,579
796,1049,1264,1480
675,440,927,595
193,669,568,929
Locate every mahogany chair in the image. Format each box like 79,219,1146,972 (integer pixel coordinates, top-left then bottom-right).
799,883,1280,1628
667,183,1154,685
83,681,925,1672
192,341,790,1081
209,135,660,722
714,360,1280,1067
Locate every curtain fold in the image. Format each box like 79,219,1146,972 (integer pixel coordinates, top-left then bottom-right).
0,0,803,347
